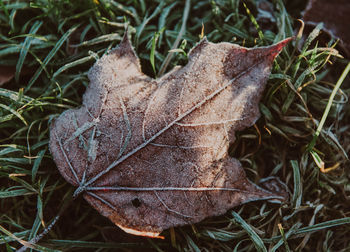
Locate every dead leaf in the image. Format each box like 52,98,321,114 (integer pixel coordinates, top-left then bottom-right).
0,66,16,86
303,0,350,57
49,34,291,237
0,66,34,86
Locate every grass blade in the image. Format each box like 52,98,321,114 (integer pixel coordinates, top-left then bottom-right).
31,149,46,182
158,0,190,76
232,211,267,252
25,25,80,92
0,103,27,125
308,62,350,150
15,21,42,82
291,160,302,208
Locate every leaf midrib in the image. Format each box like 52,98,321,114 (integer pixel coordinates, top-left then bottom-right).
81,57,267,189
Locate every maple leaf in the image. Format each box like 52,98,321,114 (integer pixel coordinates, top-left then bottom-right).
49,34,291,238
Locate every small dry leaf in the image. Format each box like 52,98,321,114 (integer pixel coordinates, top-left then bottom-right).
50,34,291,237
0,66,16,86
0,66,33,86
303,0,350,57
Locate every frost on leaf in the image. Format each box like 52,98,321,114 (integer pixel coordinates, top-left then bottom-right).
49,34,291,238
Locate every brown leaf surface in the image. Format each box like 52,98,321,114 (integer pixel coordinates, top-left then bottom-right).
0,66,17,86
0,66,34,86
49,35,291,237
303,0,350,57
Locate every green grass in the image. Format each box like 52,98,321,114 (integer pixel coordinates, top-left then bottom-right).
1,0,350,251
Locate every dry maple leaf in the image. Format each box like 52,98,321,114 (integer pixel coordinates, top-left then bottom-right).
49,34,291,238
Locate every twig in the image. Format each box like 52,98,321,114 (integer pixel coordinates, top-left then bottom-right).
16,216,60,252
16,190,74,252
